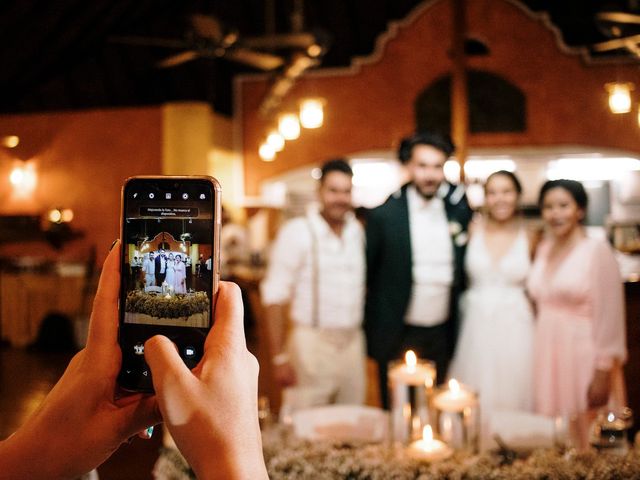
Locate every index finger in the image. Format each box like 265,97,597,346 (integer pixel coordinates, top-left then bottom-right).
86,240,121,351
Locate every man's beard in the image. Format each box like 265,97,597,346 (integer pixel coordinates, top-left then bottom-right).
414,182,439,200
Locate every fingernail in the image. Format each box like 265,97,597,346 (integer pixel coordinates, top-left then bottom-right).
109,239,119,251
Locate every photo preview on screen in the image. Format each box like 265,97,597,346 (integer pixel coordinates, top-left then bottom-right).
123,189,214,328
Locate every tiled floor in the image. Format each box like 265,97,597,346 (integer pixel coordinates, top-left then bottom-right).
0,346,162,480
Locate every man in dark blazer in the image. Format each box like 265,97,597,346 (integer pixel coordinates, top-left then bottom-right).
365,131,473,408
154,248,167,286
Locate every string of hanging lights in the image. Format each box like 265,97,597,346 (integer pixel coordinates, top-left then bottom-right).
258,98,325,162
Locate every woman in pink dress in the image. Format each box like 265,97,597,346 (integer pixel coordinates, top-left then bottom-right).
174,254,187,293
527,179,627,418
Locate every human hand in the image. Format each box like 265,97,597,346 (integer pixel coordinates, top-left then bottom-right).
273,362,297,388
587,369,611,409
144,282,268,480
0,241,161,480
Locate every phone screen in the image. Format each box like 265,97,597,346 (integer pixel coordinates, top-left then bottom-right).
118,176,220,392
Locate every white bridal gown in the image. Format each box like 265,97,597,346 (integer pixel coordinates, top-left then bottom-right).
449,226,534,415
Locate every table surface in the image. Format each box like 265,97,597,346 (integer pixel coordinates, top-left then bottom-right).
0,270,87,347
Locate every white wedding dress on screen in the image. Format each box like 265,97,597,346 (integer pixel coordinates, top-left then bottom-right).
449,226,534,414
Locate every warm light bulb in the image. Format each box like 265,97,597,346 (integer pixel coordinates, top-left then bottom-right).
61,209,74,223
278,113,300,140
266,130,285,152
2,135,19,148
259,142,276,162
9,166,24,186
299,98,324,129
9,162,37,196
48,209,62,223
606,82,634,114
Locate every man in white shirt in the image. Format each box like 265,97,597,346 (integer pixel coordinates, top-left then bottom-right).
142,252,156,288
365,132,473,407
261,159,366,413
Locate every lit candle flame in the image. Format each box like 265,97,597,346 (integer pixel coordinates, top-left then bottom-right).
448,378,460,395
422,424,434,442
405,350,417,373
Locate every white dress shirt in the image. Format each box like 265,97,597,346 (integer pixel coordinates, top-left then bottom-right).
404,185,453,327
261,209,365,329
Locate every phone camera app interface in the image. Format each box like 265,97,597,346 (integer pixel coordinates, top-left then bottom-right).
123,182,214,328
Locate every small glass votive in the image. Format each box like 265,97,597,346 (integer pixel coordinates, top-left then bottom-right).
432,379,480,454
388,351,437,445
589,407,633,455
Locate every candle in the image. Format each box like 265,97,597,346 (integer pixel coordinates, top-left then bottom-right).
407,425,453,462
388,351,436,444
432,379,480,453
589,408,632,455
388,351,436,386
432,379,476,412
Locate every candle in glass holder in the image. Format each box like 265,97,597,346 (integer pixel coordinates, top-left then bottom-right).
407,425,453,462
388,350,436,444
432,379,480,453
589,407,633,455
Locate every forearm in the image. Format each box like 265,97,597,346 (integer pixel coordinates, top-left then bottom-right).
0,424,69,480
192,442,268,480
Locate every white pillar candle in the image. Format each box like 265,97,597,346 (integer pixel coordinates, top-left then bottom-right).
432,379,476,412
432,379,480,453
388,351,436,445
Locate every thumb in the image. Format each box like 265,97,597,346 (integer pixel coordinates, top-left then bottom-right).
144,335,191,393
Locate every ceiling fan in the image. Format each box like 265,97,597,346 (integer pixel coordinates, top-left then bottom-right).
592,10,640,57
109,13,327,72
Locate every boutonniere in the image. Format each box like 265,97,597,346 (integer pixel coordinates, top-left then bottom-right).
448,221,462,236
448,221,468,247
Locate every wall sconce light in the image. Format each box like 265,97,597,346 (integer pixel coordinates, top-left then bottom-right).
47,208,74,224
1,135,19,148
259,142,276,162
605,82,634,114
9,161,37,196
278,113,301,140
266,130,285,152
299,98,325,129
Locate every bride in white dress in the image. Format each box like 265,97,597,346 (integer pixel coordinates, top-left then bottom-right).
449,171,535,415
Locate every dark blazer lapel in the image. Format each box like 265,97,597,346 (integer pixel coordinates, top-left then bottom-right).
394,185,412,278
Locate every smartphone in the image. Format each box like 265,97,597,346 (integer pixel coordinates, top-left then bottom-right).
117,176,221,392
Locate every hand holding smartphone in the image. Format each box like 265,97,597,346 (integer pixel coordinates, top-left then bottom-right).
117,176,221,392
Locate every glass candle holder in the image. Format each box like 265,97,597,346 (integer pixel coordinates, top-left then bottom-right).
387,352,436,445
432,379,480,454
589,407,633,455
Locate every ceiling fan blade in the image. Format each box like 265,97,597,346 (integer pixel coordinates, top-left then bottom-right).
596,12,640,25
225,47,284,70
240,33,317,50
108,35,188,49
157,50,199,68
190,14,224,42
592,33,640,51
